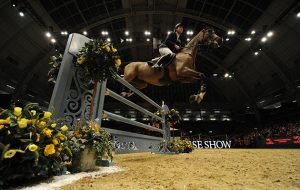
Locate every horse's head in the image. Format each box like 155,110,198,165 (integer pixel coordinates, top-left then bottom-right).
202,28,223,48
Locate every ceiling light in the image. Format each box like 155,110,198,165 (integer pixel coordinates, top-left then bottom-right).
107,38,111,42
18,7,25,17
186,30,194,35
266,31,273,37
60,31,68,35
224,73,229,78
51,38,56,43
167,31,171,35
144,31,151,35
261,37,267,42
101,31,108,36
19,11,24,17
213,73,218,76
227,30,235,35
6,85,15,89
297,12,300,18
83,31,87,35
146,38,150,42
251,30,256,35
225,38,229,41
125,31,129,35
45,32,51,38
254,51,259,55
245,37,251,41
187,38,190,41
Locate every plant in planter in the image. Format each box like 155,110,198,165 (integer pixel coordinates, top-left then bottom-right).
67,119,114,172
169,139,194,153
75,39,121,118
0,103,72,188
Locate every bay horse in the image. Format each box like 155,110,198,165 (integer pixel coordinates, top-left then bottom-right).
121,28,222,103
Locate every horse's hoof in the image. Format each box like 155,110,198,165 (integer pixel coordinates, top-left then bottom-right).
189,95,196,103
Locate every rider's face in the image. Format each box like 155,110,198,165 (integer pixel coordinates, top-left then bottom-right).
176,26,183,34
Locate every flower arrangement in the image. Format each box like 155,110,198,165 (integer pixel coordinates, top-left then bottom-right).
166,109,181,124
152,108,181,124
75,39,121,82
48,54,62,84
0,103,71,188
169,139,194,153
66,119,114,172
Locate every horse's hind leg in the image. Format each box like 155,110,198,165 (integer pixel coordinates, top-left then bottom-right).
121,64,148,97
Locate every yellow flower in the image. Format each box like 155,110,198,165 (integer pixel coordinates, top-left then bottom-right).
115,59,121,67
4,149,17,158
36,133,40,142
60,125,68,132
0,117,10,125
28,144,38,152
77,56,85,64
93,123,100,133
112,47,117,52
55,132,66,141
57,146,63,152
52,138,59,145
59,135,66,141
38,121,46,128
105,45,111,52
51,123,57,128
43,128,53,138
14,107,22,116
0,125,4,130
44,144,55,156
18,118,27,128
31,110,36,116
43,111,52,119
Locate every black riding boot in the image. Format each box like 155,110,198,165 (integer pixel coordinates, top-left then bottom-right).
152,53,176,68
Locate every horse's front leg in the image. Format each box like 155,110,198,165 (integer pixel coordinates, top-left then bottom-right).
178,67,207,104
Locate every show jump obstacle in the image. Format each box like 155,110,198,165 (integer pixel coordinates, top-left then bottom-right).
48,33,171,153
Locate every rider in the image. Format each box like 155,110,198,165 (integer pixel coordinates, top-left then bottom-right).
159,23,187,55
152,23,187,68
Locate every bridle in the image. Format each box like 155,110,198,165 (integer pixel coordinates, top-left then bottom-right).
182,29,220,50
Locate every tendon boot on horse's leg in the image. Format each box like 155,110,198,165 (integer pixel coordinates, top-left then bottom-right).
189,83,206,104
120,86,134,97
152,53,176,68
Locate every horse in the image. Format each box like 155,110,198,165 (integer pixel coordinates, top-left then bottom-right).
121,28,222,103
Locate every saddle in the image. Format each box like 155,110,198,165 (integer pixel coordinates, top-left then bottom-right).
147,53,176,69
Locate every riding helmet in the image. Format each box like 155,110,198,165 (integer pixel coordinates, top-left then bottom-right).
174,23,183,29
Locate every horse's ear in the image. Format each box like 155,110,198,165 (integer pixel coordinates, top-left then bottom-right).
207,28,214,34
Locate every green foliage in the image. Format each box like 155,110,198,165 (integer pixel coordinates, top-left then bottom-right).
48,54,62,84
75,39,121,82
0,103,71,188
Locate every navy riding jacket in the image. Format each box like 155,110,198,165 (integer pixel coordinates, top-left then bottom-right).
159,31,187,53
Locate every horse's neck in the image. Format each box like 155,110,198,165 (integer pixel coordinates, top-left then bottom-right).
180,30,204,56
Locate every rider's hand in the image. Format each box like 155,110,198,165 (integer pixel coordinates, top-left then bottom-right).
174,44,181,50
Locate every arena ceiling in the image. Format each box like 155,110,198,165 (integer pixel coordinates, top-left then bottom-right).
0,0,300,123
